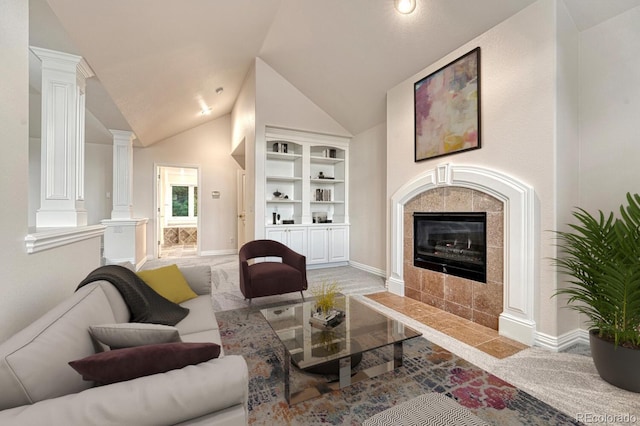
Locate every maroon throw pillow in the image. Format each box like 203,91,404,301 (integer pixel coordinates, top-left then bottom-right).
69,342,221,385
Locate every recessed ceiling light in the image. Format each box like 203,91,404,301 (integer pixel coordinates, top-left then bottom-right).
216,87,224,95
394,0,416,14
200,107,212,116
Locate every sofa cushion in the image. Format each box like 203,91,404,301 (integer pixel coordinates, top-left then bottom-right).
0,285,118,410
137,264,198,304
179,265,212,295
89,323,181,349
174,295,219,337
69,342,221,385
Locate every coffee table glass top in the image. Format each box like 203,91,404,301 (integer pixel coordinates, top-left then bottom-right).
260,295,421,371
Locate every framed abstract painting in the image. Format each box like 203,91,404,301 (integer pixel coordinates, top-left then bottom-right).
414,47,481,162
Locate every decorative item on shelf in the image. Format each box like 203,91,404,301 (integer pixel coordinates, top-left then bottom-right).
321,148,337,158
282,219,294,225
314,188,332,202
312,212,328,223
272,142,288,153
317,172,334,180
552,193,640,393
272,189,288,200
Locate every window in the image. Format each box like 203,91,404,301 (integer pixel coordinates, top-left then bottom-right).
171,185,198,218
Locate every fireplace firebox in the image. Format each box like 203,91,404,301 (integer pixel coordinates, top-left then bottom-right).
413,212,487,283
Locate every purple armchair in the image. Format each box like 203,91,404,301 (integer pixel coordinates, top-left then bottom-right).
239,239,307,304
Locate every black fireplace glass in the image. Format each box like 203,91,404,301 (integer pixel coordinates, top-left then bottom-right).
413,212,487,283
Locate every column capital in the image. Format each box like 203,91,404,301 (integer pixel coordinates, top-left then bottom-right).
29,46,94,79
109,129,136,143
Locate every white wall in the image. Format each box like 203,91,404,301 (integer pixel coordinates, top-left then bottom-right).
554,0,581,335
386,0,566,337
231,63,257,244
349,123,386,272
133,115,240,257
0,0,102,342
579,6,640,215
85,142,113,225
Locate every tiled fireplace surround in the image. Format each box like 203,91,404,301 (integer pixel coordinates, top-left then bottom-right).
403,188,504,330
388,164,537,346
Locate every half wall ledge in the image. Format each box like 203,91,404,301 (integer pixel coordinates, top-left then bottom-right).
25,225,106,254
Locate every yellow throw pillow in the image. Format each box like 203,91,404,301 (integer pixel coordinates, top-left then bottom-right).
137,264,198,304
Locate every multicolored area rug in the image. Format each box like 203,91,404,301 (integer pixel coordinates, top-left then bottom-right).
217,305,582,426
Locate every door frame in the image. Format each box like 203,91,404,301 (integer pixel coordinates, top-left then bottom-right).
236,169,246,252
154,163,201,259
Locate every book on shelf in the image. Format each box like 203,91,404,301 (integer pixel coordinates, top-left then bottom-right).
314,188,332,201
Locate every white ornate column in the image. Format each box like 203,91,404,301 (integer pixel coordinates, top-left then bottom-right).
31,47,93,228
101,130,148,269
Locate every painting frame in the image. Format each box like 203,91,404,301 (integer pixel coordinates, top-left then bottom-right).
414,47,481,162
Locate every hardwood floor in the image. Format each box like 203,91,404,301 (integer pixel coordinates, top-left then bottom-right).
365,292,528,359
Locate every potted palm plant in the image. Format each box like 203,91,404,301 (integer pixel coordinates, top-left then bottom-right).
553,193,640,392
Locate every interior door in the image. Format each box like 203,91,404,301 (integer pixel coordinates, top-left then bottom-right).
236,170,246,251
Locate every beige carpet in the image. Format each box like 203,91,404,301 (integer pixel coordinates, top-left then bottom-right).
144,254,639,425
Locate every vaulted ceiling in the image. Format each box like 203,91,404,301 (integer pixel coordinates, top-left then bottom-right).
29,0,640,146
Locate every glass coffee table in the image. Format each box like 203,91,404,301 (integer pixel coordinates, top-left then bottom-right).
260,295,422,405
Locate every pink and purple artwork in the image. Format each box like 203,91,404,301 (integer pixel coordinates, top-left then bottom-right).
414,48,480,162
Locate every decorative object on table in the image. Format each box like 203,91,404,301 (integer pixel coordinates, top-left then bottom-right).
309,308,344,329
312,281,339,312
552,192,640,393
414,47,480,162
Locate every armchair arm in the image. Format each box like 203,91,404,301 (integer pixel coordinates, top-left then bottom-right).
282,250,307,289
0,355,248,426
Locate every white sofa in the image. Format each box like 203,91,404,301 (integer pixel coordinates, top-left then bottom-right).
0,265,249,426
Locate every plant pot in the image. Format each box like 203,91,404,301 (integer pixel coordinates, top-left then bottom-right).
590,330,640,393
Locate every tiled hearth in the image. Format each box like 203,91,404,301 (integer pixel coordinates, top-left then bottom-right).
366,292,527,359
404,187,504,330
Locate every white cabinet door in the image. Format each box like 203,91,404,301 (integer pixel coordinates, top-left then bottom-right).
265,228,287,245
265,227,307,257
328,226,349,262
307,227,329,264
287,228,307,255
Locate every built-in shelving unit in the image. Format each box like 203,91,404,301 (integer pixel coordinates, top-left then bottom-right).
262,127,350,267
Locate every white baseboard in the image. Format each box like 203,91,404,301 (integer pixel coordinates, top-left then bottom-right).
197,249,237,256
348,260,386,278
534,328,590,352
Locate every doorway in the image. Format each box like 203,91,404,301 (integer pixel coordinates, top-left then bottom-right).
156,165,200,258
